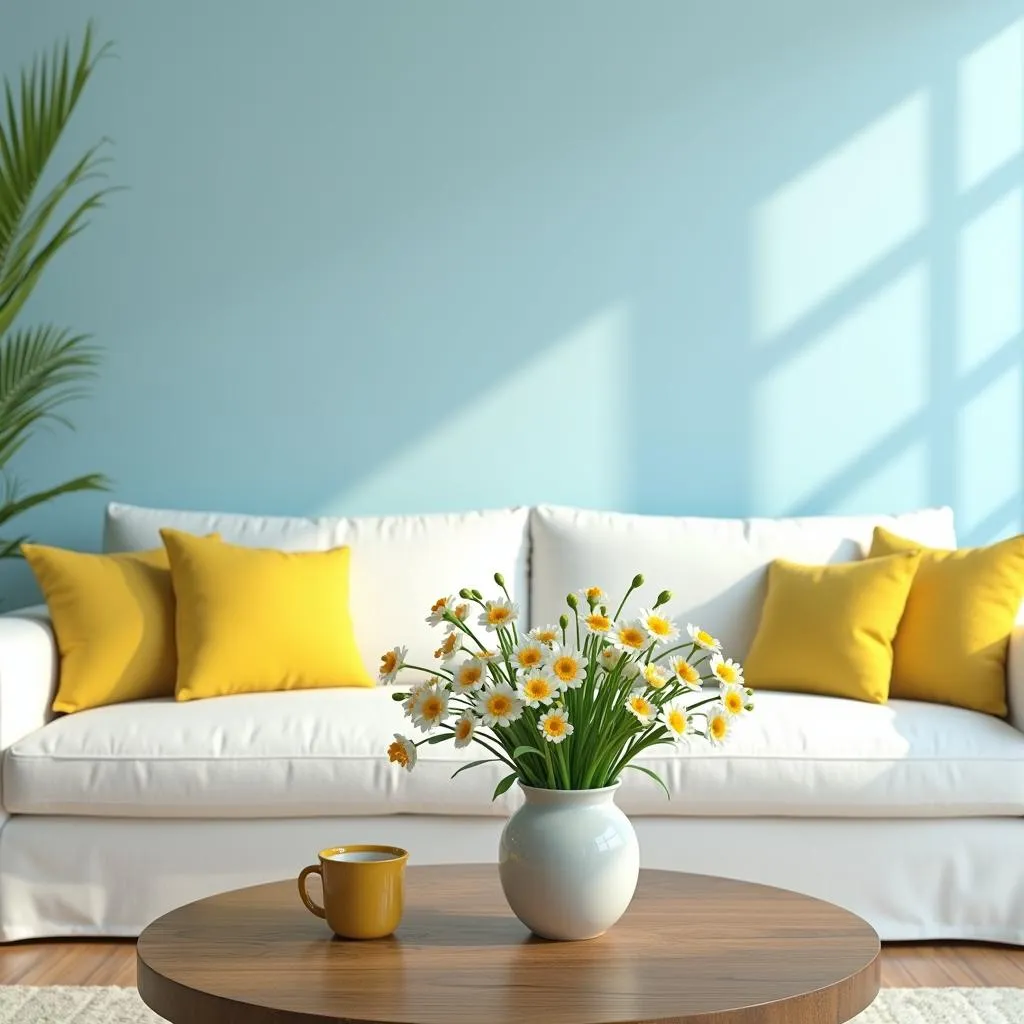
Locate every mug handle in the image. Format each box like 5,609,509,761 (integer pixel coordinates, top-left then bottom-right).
298,864,326,919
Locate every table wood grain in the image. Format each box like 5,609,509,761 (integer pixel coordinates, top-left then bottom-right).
137,865,880,1024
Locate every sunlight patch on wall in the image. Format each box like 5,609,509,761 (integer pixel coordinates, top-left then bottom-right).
957,188,1022,374
955,363,1023,539
752,265,928,514
752,93,928,343
323,306,631,515
824,442,929,517
957,20,1023,192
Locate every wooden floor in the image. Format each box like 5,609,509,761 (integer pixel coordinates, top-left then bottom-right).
0,940,1021,987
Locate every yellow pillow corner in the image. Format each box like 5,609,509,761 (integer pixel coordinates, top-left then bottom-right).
23,542,179,714
744,550,922,704
160,529,372,701
869,526,1024,716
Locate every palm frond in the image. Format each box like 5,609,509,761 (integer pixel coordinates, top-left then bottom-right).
0,472,108,532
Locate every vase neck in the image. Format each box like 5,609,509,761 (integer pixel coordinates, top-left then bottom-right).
518,783,620,807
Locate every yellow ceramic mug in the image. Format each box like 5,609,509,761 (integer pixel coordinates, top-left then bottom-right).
298,844,408,939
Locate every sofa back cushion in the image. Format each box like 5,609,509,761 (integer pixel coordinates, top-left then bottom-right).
530,506,956,661
105,503,530,681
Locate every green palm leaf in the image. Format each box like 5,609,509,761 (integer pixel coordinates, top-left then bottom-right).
0,23,114,560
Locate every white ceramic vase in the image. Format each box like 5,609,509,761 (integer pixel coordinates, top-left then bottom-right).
498,782,640,940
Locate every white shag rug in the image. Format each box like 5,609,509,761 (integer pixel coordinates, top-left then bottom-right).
0,986,1023,1022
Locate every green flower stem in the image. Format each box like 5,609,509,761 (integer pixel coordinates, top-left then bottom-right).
465,732,519,772
540,735,557,787
403,664,451,680
612,580,640,622
554,740,571,788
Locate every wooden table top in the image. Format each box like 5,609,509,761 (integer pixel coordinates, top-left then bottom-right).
137,865,880,1024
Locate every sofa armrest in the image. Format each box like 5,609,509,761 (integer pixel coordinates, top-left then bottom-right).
0,606,56,750
1009,604,1024,734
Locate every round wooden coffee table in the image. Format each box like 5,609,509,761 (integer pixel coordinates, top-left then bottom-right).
137,865,880,1024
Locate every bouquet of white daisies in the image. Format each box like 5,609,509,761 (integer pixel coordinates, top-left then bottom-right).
382,573,754,797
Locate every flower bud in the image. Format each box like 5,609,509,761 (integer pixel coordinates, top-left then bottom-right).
559,614,569,630
493,572,505,587
631,573,645,589
391,692,408,702
654,589,672,608
566,592,579,610
471,589,483,600
459,588,472,599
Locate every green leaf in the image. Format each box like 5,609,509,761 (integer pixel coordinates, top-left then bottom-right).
451,758,499,780
511,745,544,760
425,733,453,745
624,764,671,799
491,771,519,800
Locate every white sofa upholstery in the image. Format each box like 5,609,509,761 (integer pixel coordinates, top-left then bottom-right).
1,500,1022,943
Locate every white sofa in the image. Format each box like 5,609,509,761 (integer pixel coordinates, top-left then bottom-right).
1,501,1023,943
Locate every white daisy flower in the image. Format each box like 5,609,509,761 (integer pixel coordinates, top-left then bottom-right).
687,623,721,652
451,658,487,694
639,608,680,644
474,683,523,727
518,670,559,707
660,699,693,743
425,595,456,627
452,600,471,622
641,663,670,690
611,619,649,653
546,644,587,690
668,655,701,690
452,713,477,749
473,648,502,664
387,733,417,772
512,639,547,674
709,653,743,685
720,683,747,717
433,629,463,662
478,598,519,633
705,702,731,746
577,586,608,608
402,675,437,714
582,608,615,635
622,660,642,685
599,646,626,673
378,646,407,684
411,683,450,733
528,624,561,647
538,707,574,744
625,693,657,725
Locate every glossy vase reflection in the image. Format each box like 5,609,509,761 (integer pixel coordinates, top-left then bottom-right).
498,783,639,940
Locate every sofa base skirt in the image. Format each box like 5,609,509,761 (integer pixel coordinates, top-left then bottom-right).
1,814,1022,943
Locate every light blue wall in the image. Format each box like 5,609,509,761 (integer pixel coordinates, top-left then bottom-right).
3,0,1023,605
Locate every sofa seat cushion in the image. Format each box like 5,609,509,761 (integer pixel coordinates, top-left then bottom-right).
5,689,1023,818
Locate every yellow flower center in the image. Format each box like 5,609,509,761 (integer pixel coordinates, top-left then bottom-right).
716,663,738,683
644,666,667,689
387,740,409,767
586,613,612,632
380,651,398,674
457,665,482,688
544,717,566,737
454,603,470,620
673,662,695,683
455,719,472,741
430,597,447,614
619,627,645,648
710,715,728,740
725,691,744,713
524,678,551,699
697,630,716,647
647,615,672,636
630,696,652,716
421,696,443,719
435,633,460,658
488,694,513,716
516,648,543,669
488,607,512,625
553,657,579,681
534,630,558,644
667,709,687,733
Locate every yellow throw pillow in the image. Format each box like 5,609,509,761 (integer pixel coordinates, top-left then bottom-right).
23,543,180,713
744,552,921,703
869,527,1024,716
161,529,372,700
